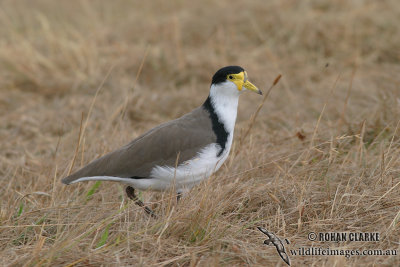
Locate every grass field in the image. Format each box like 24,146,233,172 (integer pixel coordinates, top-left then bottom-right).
1,0,400,266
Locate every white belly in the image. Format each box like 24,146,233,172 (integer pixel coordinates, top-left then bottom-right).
149,141,231,191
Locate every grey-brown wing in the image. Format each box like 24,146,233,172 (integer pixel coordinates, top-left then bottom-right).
61,107,216,184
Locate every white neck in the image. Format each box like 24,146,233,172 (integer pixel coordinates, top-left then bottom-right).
209,82,240,134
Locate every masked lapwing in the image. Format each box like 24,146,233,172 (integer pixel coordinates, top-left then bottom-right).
62,66,261,215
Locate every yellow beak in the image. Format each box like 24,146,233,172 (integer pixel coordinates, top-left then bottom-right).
228,71,262,95
243,80,262,95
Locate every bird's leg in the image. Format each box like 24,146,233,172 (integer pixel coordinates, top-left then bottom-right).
176,188,189,202
176,191,182,202
126,186,157,218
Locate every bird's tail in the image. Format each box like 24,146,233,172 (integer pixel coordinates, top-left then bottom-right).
62,175,130,185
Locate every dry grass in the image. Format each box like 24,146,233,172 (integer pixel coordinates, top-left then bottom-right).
1,0,400,266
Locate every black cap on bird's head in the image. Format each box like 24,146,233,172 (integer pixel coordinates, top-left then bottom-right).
212,66,244,84
211,66,262,95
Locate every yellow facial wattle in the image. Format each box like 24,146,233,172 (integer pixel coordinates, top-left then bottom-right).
226,71,262,95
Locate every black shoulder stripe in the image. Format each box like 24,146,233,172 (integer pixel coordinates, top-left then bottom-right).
202,96,228,157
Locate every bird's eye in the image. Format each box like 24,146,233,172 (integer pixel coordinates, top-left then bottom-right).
229,75,233,79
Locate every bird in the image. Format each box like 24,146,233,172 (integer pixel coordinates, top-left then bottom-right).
62,66,261,215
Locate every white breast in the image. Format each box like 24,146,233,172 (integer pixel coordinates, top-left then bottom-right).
149,134,233,190
148,82,239,191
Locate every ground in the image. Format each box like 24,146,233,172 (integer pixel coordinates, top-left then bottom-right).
0,0,399,266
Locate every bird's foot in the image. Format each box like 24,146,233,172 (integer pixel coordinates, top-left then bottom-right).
126,186,157,218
